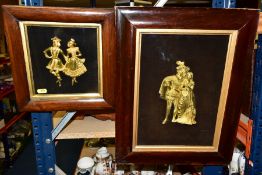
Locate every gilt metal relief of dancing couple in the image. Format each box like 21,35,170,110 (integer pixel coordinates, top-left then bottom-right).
43,36,87,86
159,61,196,125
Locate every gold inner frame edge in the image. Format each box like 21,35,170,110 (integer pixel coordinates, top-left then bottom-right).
19,21,103,101
132,28,238,152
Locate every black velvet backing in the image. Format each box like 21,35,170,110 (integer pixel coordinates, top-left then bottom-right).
137,34,229,146
26,25,99,94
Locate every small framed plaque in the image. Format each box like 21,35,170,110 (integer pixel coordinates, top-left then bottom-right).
3,6,116,112
115,7,259,164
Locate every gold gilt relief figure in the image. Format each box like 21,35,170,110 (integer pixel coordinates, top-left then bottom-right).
43,37,87,86
159,61,196,125
63,38,87,86
43,36,65,86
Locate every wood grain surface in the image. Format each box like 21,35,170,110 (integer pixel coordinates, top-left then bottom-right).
2,5,116,112
115,7,259,164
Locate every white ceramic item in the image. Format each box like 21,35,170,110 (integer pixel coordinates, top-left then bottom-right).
96,147,110,159
77,157,95,174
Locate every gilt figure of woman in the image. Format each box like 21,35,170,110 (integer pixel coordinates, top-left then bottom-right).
159,61,196,125
63,38,87,86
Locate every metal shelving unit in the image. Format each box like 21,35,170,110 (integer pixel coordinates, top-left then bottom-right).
212,0,236,8
244,34,262,175
0,56,29,168
31,112,56,175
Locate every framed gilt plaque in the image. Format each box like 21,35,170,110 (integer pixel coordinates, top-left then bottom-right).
116,7,259,164
2,6,115,112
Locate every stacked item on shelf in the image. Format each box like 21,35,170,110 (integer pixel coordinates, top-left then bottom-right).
0,55,16,124
0,82,31,172
0,119,31,157
0,28,31,172
0,81,31,172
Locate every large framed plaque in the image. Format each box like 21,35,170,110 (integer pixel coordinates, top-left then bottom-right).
2,6,116,112
115,7,259,164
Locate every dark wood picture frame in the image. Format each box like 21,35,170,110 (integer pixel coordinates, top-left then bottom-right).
116,7,259,164
2,5,116,112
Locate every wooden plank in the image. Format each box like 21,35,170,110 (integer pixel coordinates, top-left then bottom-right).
53,116,115,139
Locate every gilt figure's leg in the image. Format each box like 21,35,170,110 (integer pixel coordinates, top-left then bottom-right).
172,99,178,122
162,100,172,124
